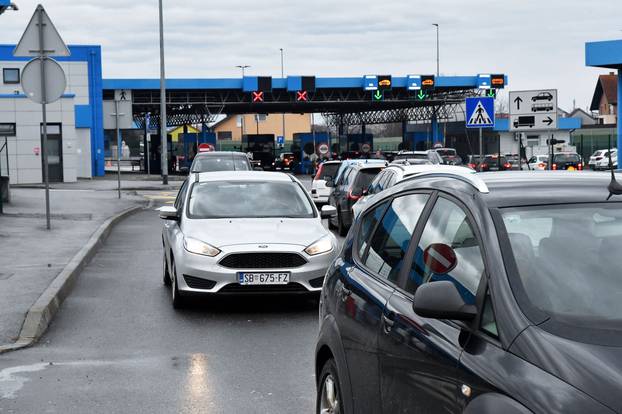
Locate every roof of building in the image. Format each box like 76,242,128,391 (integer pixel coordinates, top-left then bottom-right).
590,73,618,111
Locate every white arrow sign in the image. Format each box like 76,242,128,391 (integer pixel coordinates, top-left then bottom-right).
13,4,70,57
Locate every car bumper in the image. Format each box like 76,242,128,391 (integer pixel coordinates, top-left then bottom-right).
311,189,330,204
174,244,337,295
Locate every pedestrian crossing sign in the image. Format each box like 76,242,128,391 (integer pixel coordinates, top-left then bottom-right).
466,97,495,128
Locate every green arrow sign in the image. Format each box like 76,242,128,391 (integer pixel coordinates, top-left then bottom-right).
486,89,497,98
373,90,383,101
417,90,427,100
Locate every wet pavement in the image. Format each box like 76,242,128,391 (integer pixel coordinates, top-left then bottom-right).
0,206,327,413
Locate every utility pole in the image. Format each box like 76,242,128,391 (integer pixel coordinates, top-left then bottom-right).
158,0,168,185
280,48,286,146
479,127,483,172
433,23,439,76
236,65,250,142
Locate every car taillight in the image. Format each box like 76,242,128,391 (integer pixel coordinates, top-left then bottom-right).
347,190,360,201
538,162,546,168
503,163,512,169
467,163,476,169
480,163,488,170
552,163,558,170
578,163,583,171
314,165,323,181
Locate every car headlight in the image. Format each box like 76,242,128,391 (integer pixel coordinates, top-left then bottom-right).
183,237,221,257
305,235,333,256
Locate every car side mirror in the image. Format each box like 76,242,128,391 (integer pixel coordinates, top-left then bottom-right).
320,205,338,219
159,206,180,221
325,179,334,188
413,281,476,321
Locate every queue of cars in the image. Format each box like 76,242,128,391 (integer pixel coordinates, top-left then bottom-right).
163,150,622,414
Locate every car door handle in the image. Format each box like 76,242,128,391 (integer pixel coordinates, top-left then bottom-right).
381,313,395,334
338,285,352,302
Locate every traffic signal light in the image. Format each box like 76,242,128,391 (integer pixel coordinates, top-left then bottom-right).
378,75,392,91
491,74,505,89
257,76,272,92
301,76,316,92
296,90,308,102
486,89,497,99
421,75,435,90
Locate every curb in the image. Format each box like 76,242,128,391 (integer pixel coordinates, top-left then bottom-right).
0,204,143,354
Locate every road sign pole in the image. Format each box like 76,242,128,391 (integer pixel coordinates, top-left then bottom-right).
158,0,168,185
479,127,483,172
37,6,51,230
115,99,121,199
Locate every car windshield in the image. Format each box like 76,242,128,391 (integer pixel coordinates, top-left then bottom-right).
484,156,508,164
501,204,622,330
188,181,314,219
395,153,426,160
319,163,340,181
191,155,250,172
554,154,580,163
436,149,456,157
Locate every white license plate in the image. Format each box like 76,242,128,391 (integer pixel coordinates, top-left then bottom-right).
238,272,290,285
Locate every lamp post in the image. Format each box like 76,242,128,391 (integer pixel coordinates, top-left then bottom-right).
158,0,168,185
280,48,285,147
432,23,439,76
236,65,250,142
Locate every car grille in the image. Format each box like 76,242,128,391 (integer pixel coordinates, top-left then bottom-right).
183,275,217,290
218,253,307,269
219,283,309,294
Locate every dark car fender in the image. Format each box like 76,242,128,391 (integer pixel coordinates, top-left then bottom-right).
464,393,533,414
315,313,354,414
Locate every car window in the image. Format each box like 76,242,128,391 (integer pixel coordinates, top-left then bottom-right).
233,156,252,170
320,163,340,181
368,171,386,195
352,168,383,192
175,180,188,211
357,201,390,258
480,292,498,338
363,194,430,283
406,197,485,304
528,156,537,164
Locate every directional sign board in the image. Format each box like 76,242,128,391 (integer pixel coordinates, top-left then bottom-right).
509,89,557,131
465,97,495,128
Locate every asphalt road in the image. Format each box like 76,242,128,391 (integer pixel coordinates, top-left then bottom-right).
0,203,342,413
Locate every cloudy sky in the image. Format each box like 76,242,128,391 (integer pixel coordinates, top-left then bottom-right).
2,0,621,111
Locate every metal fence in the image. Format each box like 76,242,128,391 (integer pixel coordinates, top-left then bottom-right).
571,128,619,162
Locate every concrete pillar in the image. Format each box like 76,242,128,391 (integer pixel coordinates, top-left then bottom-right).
431,114,439,145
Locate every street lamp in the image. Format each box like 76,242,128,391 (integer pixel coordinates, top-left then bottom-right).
158,0,168,185
236,65,250,141
0,2,18,15
432,23,439,76
279,48,285,148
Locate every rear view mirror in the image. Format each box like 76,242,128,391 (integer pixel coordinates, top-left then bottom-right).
159,206,180,221
413,281,476,321
320,205,338,219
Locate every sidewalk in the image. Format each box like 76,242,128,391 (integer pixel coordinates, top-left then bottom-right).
0,179,178,348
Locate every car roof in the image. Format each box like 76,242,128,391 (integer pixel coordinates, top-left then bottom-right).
387,164,472,177
194,151,248,157
351,163,386,171
392,171,622,208
321,160,342,165
195,171,293,183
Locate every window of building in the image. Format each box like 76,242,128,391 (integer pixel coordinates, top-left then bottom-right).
363,194,429,283
0,123,16,137
3,68,20,84
218,131,232,140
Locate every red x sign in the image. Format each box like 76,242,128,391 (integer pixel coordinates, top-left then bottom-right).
252,91,264,102
296,90,308,102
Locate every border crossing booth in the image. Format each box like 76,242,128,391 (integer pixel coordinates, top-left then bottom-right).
179,131,216,171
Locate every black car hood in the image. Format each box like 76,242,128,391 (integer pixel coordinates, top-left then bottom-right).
511,325,622,412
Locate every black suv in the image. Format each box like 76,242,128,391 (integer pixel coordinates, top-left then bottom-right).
316,171,622,414
327,164,384,236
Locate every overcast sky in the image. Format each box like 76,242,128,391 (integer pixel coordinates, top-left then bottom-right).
2,0,621,111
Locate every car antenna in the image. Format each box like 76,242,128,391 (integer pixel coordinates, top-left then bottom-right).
606,141,622,200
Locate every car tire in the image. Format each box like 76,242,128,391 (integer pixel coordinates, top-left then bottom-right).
170,258,186,309
163,253,171,286
316,358,344,414
337,212,348,237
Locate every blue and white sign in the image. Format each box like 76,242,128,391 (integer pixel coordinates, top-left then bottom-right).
276,135,284,145
407,75,421,90
466,97,495,129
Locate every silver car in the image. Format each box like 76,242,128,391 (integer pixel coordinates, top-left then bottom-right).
160,171,338,308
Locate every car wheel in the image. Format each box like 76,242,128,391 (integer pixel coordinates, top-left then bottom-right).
317,358,344,414
337,212,348,237
170,259,186,309
163,253,171,286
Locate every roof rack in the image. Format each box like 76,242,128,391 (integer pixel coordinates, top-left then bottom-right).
403,171,489,193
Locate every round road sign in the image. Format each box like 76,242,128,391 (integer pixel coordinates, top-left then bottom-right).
198,143,214,153
423,243,457,274
21,57,67,104
318,143,329,155
361,143,371,153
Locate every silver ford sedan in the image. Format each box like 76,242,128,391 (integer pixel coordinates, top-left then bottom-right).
160,171,338,308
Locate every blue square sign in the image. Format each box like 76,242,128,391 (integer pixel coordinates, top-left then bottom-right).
466,97,495,129
276,136,284,145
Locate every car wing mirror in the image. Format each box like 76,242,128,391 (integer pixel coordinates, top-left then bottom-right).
320,205,338,219
325,179,334,188
413,281,476,321
159,206,180,221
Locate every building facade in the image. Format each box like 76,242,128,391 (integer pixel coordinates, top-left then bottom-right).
212,113,311,142
0,45,103,184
